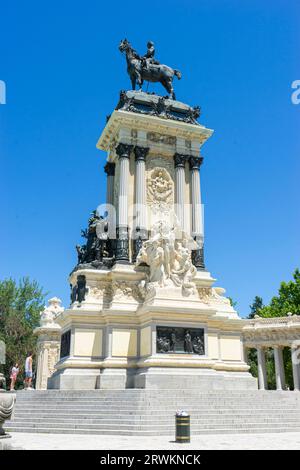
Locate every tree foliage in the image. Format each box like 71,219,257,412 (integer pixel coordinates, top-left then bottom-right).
0,277,46,389
259,269,300,317
248,296,264,319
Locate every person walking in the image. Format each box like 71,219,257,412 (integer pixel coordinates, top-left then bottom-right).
24,353,33,390
10,363,19,390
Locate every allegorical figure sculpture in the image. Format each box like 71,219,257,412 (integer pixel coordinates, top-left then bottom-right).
119,39,181,99
71,275,88,305
75,210,112,270
136,219,197,297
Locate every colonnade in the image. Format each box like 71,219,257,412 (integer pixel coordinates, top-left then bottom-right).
104,144,205,267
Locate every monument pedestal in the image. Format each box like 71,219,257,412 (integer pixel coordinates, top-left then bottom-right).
45,91,257,392
134,368,256,390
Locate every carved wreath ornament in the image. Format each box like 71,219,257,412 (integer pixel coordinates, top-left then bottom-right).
147,167,173,212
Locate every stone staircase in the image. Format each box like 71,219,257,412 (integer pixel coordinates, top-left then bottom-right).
5,390,300,435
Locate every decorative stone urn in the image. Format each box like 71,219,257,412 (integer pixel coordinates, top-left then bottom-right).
34,297,63,390
0,373,5,390
0,390,16,436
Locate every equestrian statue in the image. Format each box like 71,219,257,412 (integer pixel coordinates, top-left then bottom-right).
119,39,181,100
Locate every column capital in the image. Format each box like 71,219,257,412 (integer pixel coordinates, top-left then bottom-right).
189,156,204,171
116,143,133,159
173,153,188,168
134,146,149,162
104,161,115,176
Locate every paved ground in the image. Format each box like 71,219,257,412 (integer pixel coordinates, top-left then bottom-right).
6,432,300,450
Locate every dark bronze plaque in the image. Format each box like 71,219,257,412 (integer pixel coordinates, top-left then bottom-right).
60,330,71,359
156,326,205,355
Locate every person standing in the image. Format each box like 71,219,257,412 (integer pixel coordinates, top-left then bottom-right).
10,363,19,390
24,353,33,390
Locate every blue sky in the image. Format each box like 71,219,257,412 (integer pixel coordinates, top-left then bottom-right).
1,0,299,317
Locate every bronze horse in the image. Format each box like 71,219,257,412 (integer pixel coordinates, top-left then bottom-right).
119,39,181,100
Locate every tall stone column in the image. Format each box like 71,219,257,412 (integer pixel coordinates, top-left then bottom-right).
189,156,205,269
104,161,115,206
115,143,133,262
291,345,300,391
257,346,268,390
104,161,116,255
133,146,149,261
274,346,286,390
173,153,187,230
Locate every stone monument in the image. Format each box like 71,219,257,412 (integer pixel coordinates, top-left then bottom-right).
48,41,257,390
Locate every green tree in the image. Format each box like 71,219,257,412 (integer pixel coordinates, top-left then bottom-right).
259,269,300,317
248,296,264,319
0,277,46,389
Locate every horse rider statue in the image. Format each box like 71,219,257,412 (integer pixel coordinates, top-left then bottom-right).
119,39,181,100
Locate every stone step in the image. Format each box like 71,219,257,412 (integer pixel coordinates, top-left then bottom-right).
11,409,300,417
5,426,300,436
11,405,299,412
11,406,299,412
13,396,299,403
14,398,299,405
15,391,298,397
7,417,300,426
14,390,293,394
6,423,300,435
14,395,299,402
8,389,300,436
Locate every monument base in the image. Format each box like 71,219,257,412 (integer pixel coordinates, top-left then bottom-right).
48,368,100,390
96,368,127,389
48,365,257,391
134,367,257,390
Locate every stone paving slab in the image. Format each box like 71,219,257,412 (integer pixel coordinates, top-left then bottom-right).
8,432,300,450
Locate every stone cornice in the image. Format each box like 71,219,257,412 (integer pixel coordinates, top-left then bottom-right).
97,110,214,152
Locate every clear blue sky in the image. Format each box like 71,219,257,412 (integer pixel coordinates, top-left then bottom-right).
1,0,299,317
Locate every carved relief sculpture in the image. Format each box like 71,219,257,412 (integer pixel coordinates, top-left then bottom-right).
147,167,173,214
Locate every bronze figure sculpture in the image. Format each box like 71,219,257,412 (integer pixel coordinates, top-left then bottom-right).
119,39,181,100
